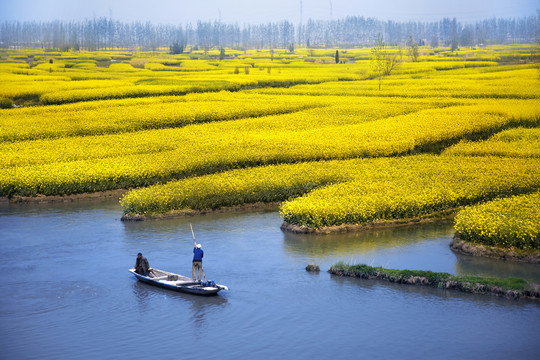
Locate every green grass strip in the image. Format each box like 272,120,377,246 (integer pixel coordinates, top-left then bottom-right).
328,262,539,299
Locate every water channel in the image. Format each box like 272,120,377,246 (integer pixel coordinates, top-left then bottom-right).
1,199,539,359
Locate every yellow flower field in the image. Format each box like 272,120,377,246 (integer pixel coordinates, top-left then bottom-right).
443,127,540,158
0,92,326,141
454,192,540,250
2,99,538,196
249,67,539,99
1,45,539,237
119,155,540,225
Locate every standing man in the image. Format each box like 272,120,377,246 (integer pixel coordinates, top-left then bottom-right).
192,242,204,282
134,252,150,276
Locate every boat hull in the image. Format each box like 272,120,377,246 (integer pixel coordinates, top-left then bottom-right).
129,268,224,296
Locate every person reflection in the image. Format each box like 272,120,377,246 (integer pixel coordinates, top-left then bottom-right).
189,295,228,329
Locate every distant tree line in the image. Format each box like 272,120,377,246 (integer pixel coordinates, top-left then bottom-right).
0,15,538,51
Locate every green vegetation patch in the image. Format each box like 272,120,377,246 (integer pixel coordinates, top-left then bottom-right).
329,262,539,299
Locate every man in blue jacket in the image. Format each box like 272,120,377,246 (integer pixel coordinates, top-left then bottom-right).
192,242,204,281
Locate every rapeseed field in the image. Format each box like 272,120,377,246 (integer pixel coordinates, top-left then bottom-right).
1,45,539,248
454,192,540,250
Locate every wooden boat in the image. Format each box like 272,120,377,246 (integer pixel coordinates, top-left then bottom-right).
129,268,228,296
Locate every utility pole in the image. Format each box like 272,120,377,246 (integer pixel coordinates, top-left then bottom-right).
329,0,333,21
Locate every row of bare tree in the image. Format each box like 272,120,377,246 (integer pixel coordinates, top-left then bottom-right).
1,15,537,51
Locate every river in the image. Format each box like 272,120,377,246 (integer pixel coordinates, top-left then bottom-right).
1,199,539,360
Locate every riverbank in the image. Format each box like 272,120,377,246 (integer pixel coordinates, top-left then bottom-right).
0,189,128,203
3,189,458,233
121,201,281,221
7,192,538,266
281,209,457,234
328,263,540,300
450,236,540,264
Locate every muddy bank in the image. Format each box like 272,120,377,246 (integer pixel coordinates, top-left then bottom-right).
450,236,540,264
328,263,540,300
281,210,456,234
1,189,129,204
121,202,281,221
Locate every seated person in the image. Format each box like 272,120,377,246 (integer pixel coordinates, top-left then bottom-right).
134,252,150,276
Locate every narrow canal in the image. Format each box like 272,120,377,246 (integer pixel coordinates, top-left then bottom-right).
1,199,539,359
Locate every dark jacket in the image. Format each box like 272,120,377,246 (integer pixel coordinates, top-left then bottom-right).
193,247,204,262
135,256,150,275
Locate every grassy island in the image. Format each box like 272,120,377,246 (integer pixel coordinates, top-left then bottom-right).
328,263,540,300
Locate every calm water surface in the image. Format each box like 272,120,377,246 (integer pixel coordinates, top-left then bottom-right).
1,199,539,360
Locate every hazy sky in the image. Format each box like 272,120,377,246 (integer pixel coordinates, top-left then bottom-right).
0,0,538,23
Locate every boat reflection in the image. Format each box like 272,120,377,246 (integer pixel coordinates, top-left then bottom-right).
131,280,228,327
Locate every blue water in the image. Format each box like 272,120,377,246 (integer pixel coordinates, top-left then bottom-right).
1,199,539,360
